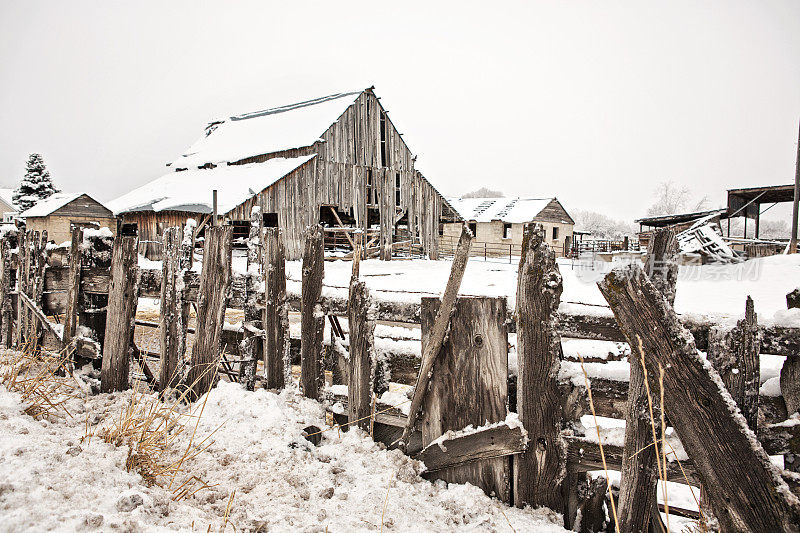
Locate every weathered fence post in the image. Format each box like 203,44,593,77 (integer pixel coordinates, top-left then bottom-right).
158,227,185,391
31,231,47,346
513,222,565,512
15,230,27,347
347,278,375,431
62,227,83,351
240,207,264,391
0,235,12,348
420,295,511,501
782,289,800,472
301,224,325,399
617,227,676,533
598,264,800,532
263,227,288,390
707,296,761,431
100,235,140,393
186,225,233,400
399,224,473,447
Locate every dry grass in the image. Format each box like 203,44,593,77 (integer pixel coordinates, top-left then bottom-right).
0,342,79,421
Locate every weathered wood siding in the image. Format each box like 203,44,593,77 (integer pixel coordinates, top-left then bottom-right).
119,211,200,259
227,89,449,260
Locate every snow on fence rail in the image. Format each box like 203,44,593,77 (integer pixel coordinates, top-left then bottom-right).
2,221,800,531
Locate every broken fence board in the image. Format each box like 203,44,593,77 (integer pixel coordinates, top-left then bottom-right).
414,423,527,473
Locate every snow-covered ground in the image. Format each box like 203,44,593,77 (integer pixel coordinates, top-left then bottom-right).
0,378,568,532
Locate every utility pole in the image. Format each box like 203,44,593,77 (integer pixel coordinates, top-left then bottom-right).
791,119,800,253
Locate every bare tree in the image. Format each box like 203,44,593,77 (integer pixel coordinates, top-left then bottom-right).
572,209,635,239
646,180,708,216
461,187,504,198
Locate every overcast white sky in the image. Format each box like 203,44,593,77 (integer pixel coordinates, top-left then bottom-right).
1,1,798,223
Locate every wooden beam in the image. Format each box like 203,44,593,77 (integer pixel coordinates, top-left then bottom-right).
399,224,472,447
598,264,800,532
301,224,325,399
18,291,63,344
158,227,185,392
62,227,83,350
347,278,374,431
414,423,526,473
327,206,357,250
240,206,264,391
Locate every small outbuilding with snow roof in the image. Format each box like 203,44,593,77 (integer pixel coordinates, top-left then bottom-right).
18,193,116,244
442,197,575,257
109,87,458,260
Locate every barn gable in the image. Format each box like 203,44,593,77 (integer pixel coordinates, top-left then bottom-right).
20,193,113,219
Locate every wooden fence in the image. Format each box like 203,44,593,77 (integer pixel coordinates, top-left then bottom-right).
2,219,800,531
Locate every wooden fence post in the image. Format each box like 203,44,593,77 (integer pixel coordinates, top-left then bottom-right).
31,230,47,346
0,235,11,348
617,227,676,532
263,227,288,390
513,222,565,512
15,230,27,347
158,227,185,391
186,225,233,400
347,278,375,431
598,264,800,532
782,289,800,473
100,235,139,393
420,295,511,501
240,207,264,391
301,224,325,399
62,227,83,351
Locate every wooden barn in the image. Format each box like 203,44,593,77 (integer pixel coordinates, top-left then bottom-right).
442,197,575,256
18,193,116,244
109,88,457,260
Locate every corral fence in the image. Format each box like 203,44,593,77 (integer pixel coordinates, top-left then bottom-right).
1,218,799,531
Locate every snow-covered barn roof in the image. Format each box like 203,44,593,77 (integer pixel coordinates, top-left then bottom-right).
446,197,569,224
170,91,364,169
108,155,316,215
18,193,86,218
0,189,16,211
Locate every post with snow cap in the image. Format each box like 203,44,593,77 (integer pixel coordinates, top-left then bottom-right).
263,226,289,390
300,224,325,399
347,274,375,432
240,205,264,391
597,263,800,532
512,222,566,513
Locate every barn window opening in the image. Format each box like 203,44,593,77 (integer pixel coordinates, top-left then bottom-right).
119,223,138,237
552,226,559,240
231,221,250,247
468,222,477,237
366,169,375,205
380,111,389,167
263,212,278,228
503,223,512,239
395,173,401,206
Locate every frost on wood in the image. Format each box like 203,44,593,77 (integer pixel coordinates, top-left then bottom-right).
513,222,566,513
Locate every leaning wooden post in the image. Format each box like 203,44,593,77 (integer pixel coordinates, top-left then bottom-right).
399,224,473,447
158,227,185,391
617,227,676,533
513,222,565,512
300,224,325,399
62,227,83,351
100,235,140,393
240,206,264,391
263,227,289,390
598,264,800,532
0,235,12,348
186,225,233,400
347,277,375,431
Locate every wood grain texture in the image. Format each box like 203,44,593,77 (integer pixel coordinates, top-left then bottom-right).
420,296,511,502
187,226,233,400
0,236,12,347
513,223,565,512
347,279,374,431
62,227,83,350
263,227,289,390
415,423,525,474
240,207,263,391
158,227,185,391
400,225,473,446
101,235,139,393
598,264,800,532
300,224,325,399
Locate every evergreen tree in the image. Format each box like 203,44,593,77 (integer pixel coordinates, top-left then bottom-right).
14,153,59,212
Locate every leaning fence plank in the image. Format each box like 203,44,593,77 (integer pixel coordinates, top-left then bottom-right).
618,227,676,533
347,278,374,431
158,227,185,391
263,227,289,390
100,235,140,393
513,223,566,512
598,264,800,532
240,207,264,391
399,224,473,447
186,225,233,400
301,224,325,399
62,227,83,351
